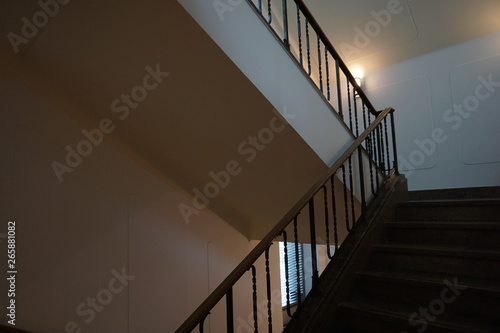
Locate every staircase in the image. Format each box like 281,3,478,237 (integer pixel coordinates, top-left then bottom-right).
334,190,500,333
174,0,500,332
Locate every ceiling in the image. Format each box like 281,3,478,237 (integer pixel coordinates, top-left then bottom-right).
304,0,500,73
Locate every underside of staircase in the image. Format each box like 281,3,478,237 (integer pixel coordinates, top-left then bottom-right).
286,184,500,333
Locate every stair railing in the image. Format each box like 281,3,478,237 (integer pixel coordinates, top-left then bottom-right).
250,0,381,136
175,107,399,333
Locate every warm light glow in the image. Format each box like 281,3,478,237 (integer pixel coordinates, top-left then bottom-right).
354,77,362,98
351,66,365,80
355,77,362,88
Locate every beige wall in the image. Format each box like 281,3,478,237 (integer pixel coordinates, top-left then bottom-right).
0,80,283,332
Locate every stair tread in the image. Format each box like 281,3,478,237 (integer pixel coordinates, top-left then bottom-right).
338,300,499,333
372,243,500,258
385,221,500,229
356,270,500,292
398,198,500,206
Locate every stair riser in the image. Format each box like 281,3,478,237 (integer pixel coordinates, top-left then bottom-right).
383,228,500,249
369,252,500,279
351,277,500,322
394,205,500,222
335,307,461,333
409,187,500,201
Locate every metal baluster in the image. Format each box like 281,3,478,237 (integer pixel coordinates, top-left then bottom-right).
308,199,319,287
360,105,368,159
341,165,350,232
265,247,272,333
362,103,368,132
226,288,234,333
368,133,376,196
368,109,374,151
361,101,370,154
267,0,272,23
296,3,303,66
384,117,391,175
258,0,262,13
368,112,375,180
249,266,258,333
336,59,343,118
357,148,367,213
330,176,339,251
306,19,311,75
317,35,323,92
282,0,289,48
348,156,356,229
347,81,353,132
199,315,207,333
379,124,387,174
374,125,384,188
323,185,332,259
369,110,380,192
325,48,330,101
375,121,382,191
293,215,302,306
363,104,376,195
281,231,293,318
377,123,385,172
390,111,400,175
367,106,372,136
353,82,359,137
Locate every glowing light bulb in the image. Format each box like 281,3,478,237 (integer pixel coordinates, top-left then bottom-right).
351,66,365,80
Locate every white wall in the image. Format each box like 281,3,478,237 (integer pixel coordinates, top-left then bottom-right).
0,80,283,332
364,31,500,190
178,0,355,167
177,0,389,209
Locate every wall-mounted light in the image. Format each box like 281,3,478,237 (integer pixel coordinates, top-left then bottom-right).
354,77,362,98
355,77,362,87
351,66,364,99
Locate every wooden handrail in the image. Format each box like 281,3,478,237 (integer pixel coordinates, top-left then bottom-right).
175,107,394,333
291,0,380,117
0,325,34,333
